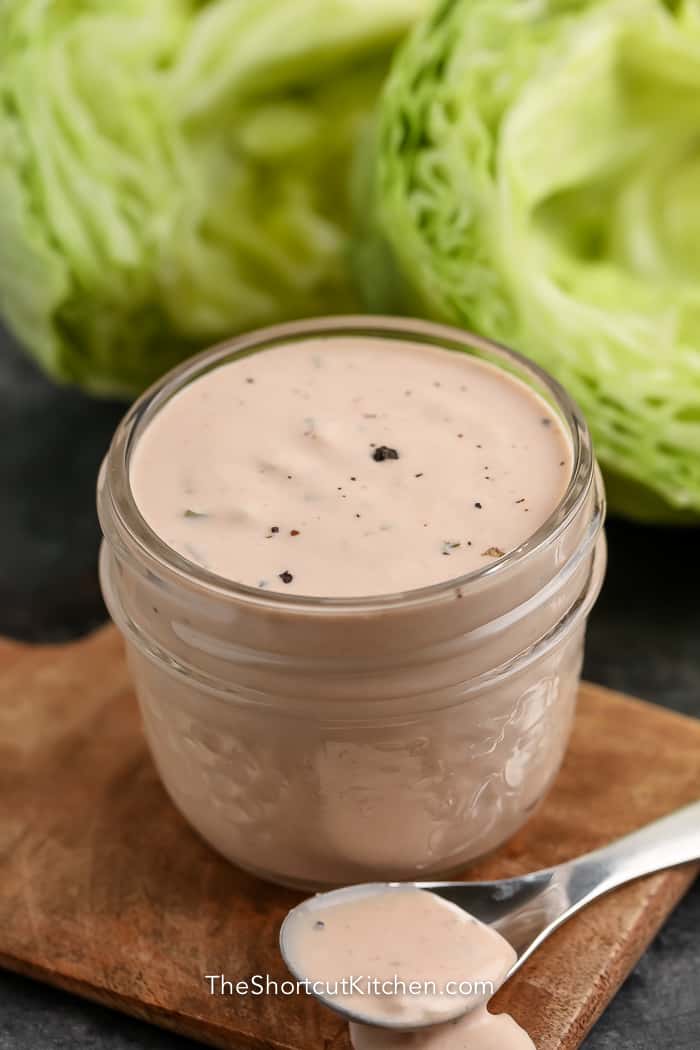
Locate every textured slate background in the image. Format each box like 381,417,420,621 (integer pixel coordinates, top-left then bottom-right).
0,328,698,1050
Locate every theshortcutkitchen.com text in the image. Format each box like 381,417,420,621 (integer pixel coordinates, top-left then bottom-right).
204,974,495,998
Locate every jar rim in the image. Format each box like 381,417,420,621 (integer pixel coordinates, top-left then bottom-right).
98,314,595,612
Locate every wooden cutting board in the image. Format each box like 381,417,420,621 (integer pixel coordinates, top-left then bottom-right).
0,626,698,1050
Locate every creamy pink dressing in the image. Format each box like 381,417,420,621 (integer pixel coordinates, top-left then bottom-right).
282,887,533,1048
130,337,572,597
349,1010,535,1050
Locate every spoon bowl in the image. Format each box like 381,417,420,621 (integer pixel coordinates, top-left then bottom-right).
280,799,700,1030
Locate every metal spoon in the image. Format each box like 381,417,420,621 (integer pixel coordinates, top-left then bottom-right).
280,799,700,1029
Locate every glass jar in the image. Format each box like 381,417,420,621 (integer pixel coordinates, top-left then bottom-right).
98,316,606,890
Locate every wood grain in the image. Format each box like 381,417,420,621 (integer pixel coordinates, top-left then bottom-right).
0,625,698,1050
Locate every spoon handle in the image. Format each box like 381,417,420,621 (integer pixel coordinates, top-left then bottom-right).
559,798,700,908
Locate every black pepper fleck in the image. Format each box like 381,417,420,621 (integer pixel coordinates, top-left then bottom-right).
245,377,255,384
271,526,279,533
515,498,526,504
372,446,399,462
314,920,325,930
414,473,424,478
279,571,293,584
474,502,482,509
541,418,552,426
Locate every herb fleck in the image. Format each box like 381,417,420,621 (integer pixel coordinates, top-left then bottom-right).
541,417,552,426
441,540,462,556
515,498,526,504
372,445,399,462
183,508,207,519
482,547,505,558
414,473,424,478
279,571,294,584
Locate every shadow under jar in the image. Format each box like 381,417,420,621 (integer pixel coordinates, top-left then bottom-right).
98,316,606,890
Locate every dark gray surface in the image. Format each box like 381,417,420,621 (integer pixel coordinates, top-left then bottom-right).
0,330,698,1049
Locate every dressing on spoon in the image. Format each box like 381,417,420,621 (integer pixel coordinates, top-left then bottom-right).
281,885,533,1046
350,1010,534,1050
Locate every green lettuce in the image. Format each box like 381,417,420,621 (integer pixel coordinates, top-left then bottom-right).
0,0,427,396
361,0,700,521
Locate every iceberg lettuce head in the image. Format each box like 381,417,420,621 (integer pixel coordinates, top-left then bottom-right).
361,0,700,521
0,0,426,395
